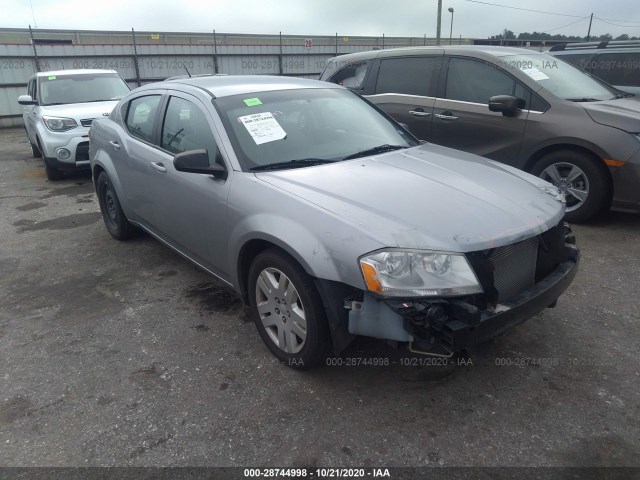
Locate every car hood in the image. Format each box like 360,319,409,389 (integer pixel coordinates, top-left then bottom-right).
256,144,565,253
581,97,640,133
38,101,119,121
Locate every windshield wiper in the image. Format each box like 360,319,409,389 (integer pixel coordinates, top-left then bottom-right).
250,158,337,172
342,144,407,160
566,97,601,103
613,92,635,99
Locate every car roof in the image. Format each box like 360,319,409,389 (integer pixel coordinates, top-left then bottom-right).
153,75,343,98
549,40,640,53
330,45,546,63
35,69,119,77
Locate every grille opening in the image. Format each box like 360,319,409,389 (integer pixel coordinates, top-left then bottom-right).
488,236,539,303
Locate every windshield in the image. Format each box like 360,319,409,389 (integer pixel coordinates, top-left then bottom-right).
501,53,618,101
38,73,130,106
214,88,417,171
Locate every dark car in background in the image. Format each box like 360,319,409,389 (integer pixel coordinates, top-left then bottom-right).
320,46,640,222
549,40,640,96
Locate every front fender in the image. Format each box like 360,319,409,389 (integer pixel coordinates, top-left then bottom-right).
228,213,362,290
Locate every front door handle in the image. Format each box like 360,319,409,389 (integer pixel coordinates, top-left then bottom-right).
109,140,121,150
409,110,431,117
435,111,459,121
150,161,167,173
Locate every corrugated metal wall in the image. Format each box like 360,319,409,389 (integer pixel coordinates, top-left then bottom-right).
0,29,438,128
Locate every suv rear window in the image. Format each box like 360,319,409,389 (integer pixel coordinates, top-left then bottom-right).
329,61,370,90
591,52,640,86
375,57,440,97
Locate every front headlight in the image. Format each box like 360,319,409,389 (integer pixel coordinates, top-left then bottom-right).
359,249,482,298
43,116,77,132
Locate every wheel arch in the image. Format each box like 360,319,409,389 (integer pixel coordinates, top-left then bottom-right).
523,142,607,174
236,237,315,305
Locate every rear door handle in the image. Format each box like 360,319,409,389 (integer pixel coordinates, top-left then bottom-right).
109,140,121,150
435,112,459,121
409,110,431,117
150,161,167,173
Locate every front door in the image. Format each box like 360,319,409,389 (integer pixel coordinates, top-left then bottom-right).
150,93,232,277
430,57,529,165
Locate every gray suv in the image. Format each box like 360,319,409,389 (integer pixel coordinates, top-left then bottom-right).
549,40,640,96
320,46,640,222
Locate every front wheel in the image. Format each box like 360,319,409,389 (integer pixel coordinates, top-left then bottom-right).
30,141,42,158
96,172,135,240
532,150,611,223
44,158,64,181
248,249,330,369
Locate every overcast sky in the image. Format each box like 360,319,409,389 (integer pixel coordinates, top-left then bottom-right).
4,0,640,39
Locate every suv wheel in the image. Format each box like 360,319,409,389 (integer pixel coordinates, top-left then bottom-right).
44,158,64,181
532,150,611,223
96,172,136,240
248,249,330,369
30,140,42,158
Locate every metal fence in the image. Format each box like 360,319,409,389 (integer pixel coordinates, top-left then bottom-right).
0,28,444,128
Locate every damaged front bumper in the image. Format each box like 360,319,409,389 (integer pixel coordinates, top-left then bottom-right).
344,226,580,355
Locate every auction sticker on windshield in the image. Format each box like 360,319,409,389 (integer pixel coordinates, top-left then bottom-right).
239,112,287,145
520,66,550,81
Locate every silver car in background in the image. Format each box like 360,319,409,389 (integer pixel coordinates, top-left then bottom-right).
18,69,130,180
89,75,579,369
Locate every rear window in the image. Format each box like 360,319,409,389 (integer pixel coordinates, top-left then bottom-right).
375,57,440,97
591,52,640,87
329,61,370,90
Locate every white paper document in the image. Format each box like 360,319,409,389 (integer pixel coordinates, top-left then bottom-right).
238,112,287,145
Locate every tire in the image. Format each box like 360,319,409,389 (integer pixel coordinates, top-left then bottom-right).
96,172,136,240
531,150,611,223
248,249,330,369
44,158,64,181
30,140,42,158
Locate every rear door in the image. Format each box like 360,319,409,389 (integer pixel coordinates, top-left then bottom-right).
430,56,529,165
116,91,164,228
366,54,443,140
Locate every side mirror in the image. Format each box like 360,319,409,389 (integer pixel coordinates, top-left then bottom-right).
18,95,37,105
173,149,227,179
488,95,523,117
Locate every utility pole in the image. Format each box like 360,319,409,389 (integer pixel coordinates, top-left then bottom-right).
436,0,443,45
587,13,593,42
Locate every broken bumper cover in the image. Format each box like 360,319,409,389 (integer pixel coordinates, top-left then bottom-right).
348,245,580,352
442,251,579,349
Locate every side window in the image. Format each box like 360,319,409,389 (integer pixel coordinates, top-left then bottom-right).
375,57,440,96
125,95,161,143
557,54,594,72
27,79,33,97
514,82,530,109
592,52,640,86
161,96,219,160
329,61,370,90
445,58,515,104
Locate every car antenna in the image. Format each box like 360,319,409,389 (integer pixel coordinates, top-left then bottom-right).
184,66,192,77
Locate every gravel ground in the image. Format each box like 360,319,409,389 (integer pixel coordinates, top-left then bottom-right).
0,127,639,469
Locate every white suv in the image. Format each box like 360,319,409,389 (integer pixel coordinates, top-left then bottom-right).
18,69,130,180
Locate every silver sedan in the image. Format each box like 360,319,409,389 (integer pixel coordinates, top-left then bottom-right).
89,75,579,369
